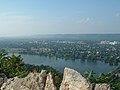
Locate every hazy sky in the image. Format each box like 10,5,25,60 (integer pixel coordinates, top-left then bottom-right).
0,0,120,36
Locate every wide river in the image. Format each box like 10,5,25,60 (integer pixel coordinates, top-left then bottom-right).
11,53,116,76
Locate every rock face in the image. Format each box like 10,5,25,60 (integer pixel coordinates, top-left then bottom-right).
0,67,111,90
1,70,56,90
60,67,92,90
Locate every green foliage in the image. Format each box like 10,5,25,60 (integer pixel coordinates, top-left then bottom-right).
0,50,27,77
84,66,120,90
85,70,96,83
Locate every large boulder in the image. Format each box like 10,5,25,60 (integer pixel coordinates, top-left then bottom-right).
60,67,92,90
60,67,111,90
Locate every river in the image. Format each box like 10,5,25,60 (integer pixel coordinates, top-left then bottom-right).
10,53,116,76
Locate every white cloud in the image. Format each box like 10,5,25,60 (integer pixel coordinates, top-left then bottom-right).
0,12,32,22
116,13,120,17
79,18,94,24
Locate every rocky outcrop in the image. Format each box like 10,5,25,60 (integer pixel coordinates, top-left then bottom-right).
60,67,92,90
60,67,111,90
0,67,111,90
45,73,57,90
1,70,56,90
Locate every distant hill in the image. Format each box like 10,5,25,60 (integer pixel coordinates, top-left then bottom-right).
31,34,120,40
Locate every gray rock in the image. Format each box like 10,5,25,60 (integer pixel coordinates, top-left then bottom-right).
1,77,25,90
45,73,57,90
60,67,111,90
0,67,111,90
1,70,47,90
94,84,111,90
60,67,92,90
22,71,47,90
0,73,7,87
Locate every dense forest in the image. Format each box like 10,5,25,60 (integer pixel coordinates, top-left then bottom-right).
0,50,120,90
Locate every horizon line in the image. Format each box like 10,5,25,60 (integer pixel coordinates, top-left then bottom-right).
0,33,120,38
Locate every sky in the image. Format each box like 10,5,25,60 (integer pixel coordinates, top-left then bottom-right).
0,0,120,36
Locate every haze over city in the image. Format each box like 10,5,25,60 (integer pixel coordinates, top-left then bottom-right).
0,0,120,37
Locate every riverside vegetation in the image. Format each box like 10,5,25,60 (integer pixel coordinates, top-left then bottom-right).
0,50,120,90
